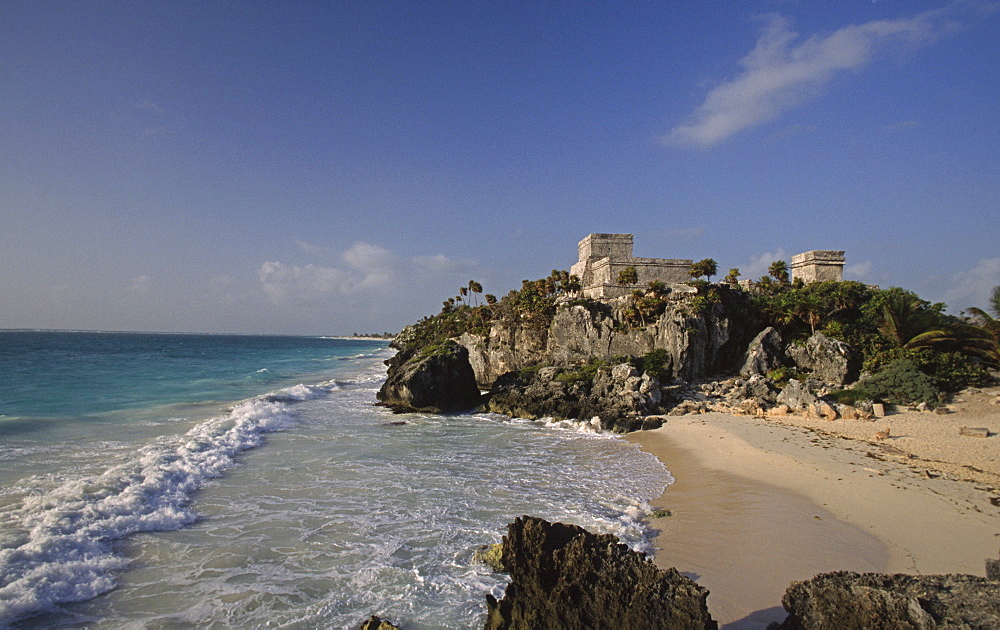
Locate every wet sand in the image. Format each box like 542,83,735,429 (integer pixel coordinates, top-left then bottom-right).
628,410,1000,629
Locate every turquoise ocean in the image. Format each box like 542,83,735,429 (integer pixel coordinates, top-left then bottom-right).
0,331,671,628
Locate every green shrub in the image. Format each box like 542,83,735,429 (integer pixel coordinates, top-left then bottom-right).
766,366,803,387
852,359,942,405
863,348,991,393
639,349,673,382
826,388,869,406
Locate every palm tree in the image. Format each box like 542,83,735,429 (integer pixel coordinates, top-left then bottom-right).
468,280,483,306
616,266,638,289
689,258,718,282
768,260,790,285
965,285,1000,363
724,268,740,285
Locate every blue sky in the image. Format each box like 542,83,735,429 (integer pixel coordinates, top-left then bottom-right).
2,1,998,335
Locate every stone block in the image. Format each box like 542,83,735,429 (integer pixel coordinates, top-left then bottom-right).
872,403,886,417
959,427,990,438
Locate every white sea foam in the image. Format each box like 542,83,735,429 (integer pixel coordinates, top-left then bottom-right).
0,383,326,626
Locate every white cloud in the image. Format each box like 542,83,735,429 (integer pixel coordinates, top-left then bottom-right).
665,5,964,148
134,99,162,112
258,261,351,304
258,241,398,304
744,248,789,279
411,253,478,274
128,274,153,294
296,240,333,257
943,257,1000,311
844,260,874,280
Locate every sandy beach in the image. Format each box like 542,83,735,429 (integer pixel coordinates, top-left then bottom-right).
627,387,1000,629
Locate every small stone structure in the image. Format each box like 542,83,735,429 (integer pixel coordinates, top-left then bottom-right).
571,233,692,298
791,250,845,283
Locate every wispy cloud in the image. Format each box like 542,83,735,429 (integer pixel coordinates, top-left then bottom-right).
744,248,788,279
943,257,1000,312
128,274,153,294
258,240,485,306
258,242,397,304
664,3,983,148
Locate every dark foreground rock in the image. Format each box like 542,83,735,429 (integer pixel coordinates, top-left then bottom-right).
358,615,400,630
486,363,663,432
772,570,1000,629
376,340,482,413
484,516,716,630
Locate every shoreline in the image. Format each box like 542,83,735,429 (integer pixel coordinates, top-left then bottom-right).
627,408,1000,629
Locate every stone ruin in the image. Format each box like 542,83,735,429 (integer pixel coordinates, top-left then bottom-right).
791,250,845,283
570,234,691,298
570,233,845,298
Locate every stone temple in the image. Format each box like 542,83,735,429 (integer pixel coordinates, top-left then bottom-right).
570,233,845,298
570,234,691,299
791,251,845,283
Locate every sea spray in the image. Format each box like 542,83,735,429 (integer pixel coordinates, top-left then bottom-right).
0,385,326,626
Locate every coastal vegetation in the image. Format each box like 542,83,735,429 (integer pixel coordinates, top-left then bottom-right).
390,265,998,412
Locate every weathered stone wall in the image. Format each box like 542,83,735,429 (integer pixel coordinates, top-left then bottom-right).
791,250,845,283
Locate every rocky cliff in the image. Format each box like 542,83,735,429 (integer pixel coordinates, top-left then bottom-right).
459,295,751,389
376,340,482,413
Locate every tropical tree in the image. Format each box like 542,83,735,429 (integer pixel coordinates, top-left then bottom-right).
616,266,638,289
724,268,740,285
965,285,1000,363
689,258,718,282
468,280,483,306
768,260,790,286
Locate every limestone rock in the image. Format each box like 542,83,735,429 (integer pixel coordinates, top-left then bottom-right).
740,327,787,378
486,363,662,432
376,341,482,413
473,543,505,573
455,294,751,389
484,516,716,630
773,570,1000,629
786,332,860,386
776,379,821,414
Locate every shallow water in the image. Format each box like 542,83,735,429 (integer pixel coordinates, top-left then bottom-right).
0,332,671,628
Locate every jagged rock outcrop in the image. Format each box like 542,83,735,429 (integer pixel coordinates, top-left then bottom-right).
358,615,401,630
786,332,861,386
376,341,482,413
772,570,1000,629
776,379,838,420
459,298,747,389
484,516,716,630
740,327,787,378
486,363,663,432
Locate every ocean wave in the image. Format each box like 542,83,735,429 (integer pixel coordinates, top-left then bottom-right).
0,383,328,626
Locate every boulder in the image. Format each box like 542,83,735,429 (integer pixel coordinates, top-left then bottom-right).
376,341,482,413
486,363,662,432
786,333,860,386
776,379,821,414
359,615,401,630
740,327,787,378
484,516,716,630
773,570,1000,629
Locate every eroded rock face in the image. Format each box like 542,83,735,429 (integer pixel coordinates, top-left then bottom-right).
485,363,662,432
774,571,1000,629
458,299,746,389
786,332,860,386
484,516,716,630
740,327,787,378
376,341,482,413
